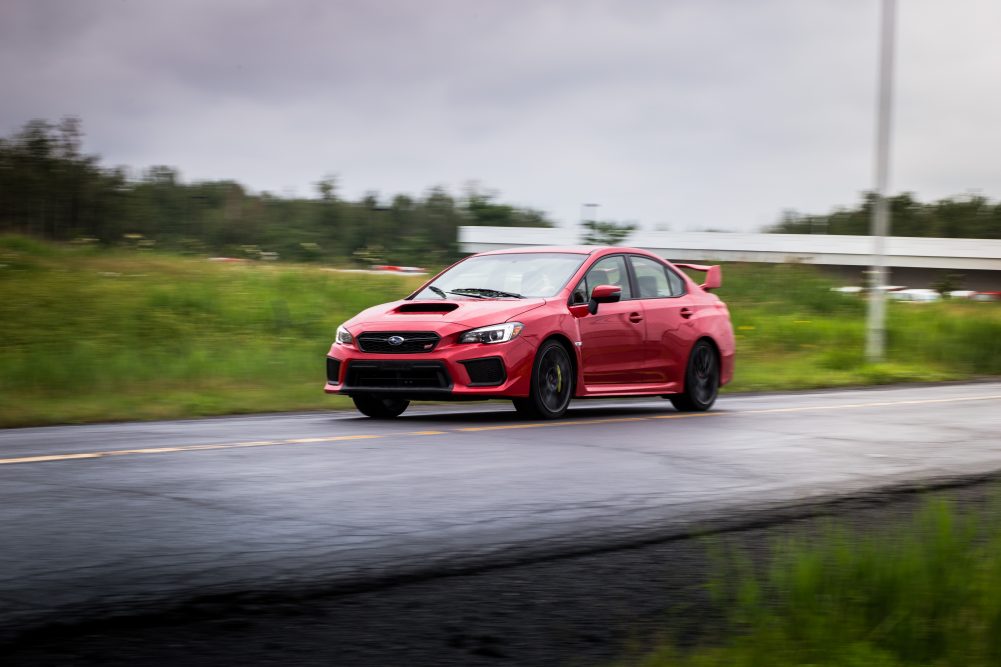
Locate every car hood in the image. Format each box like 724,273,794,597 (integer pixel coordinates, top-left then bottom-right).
345,298,549,331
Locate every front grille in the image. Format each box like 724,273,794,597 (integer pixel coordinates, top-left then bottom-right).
356,331,440,353
345,361,451,390
460,357,506,386
326,357,342,384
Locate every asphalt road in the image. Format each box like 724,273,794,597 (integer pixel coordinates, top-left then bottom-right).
2,382,1000,636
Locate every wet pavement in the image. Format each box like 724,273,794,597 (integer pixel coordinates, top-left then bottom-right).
1,382,999,635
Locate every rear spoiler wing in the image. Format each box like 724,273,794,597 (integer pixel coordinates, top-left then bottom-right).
673,263,722,291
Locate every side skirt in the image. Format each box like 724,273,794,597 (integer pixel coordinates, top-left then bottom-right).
576,381,682,397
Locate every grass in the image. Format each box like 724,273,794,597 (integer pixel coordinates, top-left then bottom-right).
1,235,1000,427
709,263,1001,390
0,235,424,427
617,495,1001,666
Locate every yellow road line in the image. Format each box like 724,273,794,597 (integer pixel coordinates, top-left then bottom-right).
284,435,383,444
1,393,998,467
650,412,719,420
0,452,109,465
739,394,1001,415
0,434,382,466
458,416,648,432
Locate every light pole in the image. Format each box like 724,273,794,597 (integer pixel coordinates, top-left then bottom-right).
866,0,896,363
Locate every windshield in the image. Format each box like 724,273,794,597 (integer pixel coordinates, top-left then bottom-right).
412,252,587,300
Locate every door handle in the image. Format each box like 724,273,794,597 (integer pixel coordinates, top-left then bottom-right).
628,312,643,323
680,307,694,319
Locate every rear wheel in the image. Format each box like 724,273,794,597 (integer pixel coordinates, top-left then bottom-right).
669,340,719,412
513,340,574,419
352,394,410,419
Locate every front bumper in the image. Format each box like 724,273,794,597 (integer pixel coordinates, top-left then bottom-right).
324,337,536,399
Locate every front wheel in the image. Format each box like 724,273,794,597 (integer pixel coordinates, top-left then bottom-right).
669,340,719,412
352,394,410,419
513,340,574,419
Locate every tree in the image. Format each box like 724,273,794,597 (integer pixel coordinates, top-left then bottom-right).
0,117,586,265
581,220,636,246
315,175,337,201
463,186,555,228
769,192,1001,239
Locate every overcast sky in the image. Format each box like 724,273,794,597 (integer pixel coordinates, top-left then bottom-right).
2,0,999,231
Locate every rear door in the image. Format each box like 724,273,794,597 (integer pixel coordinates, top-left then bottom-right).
571,255,647,385
627,255,697,386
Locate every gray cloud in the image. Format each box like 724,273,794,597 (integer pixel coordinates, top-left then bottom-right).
2,0,1000,230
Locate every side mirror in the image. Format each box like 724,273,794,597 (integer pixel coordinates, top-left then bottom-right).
588,284,621,314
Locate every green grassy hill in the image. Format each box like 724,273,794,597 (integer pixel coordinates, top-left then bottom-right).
2,235,999,427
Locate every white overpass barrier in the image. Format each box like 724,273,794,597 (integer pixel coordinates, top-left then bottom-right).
458,227,1001,271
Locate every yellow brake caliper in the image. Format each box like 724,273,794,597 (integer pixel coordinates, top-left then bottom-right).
556,363,563,393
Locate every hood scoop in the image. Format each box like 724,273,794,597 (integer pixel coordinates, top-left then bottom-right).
393,302,459,314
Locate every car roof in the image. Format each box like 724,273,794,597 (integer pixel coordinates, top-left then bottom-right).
476,245,654,257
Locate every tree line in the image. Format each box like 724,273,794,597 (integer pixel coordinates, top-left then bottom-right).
0,118,553,265
770,192,1001,238
4,118,1000,263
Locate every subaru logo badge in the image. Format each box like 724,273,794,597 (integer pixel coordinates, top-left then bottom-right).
387,335,405,346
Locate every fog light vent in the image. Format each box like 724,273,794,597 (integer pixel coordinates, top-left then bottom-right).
326,357,342,384
460,357,506,387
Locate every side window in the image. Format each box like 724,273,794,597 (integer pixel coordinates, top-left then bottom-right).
580,255,631,301
665,267,686,297
630,256,673,298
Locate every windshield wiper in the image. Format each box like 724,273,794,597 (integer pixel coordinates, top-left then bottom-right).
448,287,523,299
447,289,487,299
428,285,447,299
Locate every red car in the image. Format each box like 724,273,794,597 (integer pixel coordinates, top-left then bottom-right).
325,246,735,419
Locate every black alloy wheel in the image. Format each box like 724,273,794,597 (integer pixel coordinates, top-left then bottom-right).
669,340,719,412
352,394,410,419
513,340,574,419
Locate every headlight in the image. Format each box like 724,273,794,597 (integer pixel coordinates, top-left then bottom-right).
459,322,524,344
335,325,353,345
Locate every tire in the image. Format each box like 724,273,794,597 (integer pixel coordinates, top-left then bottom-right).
352,394,410,419
669,340,720,412
513,339,575,419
